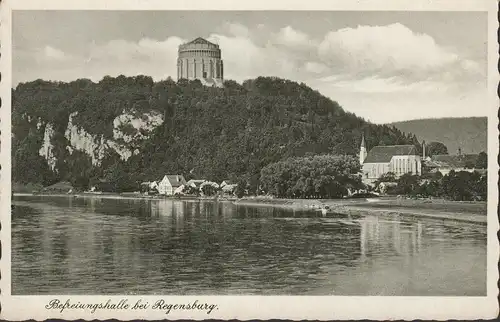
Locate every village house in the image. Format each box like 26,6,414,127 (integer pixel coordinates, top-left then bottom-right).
180,179,205,195
220,180,238,196
220,180,235,187
186,179,206,189
157,175,186,196
425,152,483,176
222,184,238,196
359,135,422,185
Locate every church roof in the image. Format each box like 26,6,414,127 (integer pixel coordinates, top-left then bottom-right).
364,145,418,163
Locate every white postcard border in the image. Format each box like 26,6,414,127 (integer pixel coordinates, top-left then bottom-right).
1,0,498,320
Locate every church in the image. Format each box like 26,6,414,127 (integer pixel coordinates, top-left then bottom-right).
359,136,422,185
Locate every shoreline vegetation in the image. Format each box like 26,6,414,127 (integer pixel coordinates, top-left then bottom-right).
13,191,487,225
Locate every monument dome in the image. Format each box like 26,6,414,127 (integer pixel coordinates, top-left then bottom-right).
177,37,224,87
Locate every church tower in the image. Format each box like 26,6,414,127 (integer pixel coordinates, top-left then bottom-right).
359,135,368,164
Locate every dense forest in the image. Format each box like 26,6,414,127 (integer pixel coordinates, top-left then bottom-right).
12,75,422,192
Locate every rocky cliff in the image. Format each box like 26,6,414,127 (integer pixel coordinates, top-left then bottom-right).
34,110,163,169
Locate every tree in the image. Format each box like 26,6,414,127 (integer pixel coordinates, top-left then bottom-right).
103,162,137,192
395,173,421,195
415,178,441,197
182,184,200,195
440,170,484,201
475,151,487,169
426,141,448,156
234,179,248,198
260,154,362,199
374,172,396,187
464,160,475,169
200,181,219,196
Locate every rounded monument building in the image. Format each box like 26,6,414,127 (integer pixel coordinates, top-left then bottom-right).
177,37,224,87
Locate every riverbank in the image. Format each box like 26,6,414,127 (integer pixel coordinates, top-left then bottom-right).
234,197,487,224
12,192,238,202
13,193,487,224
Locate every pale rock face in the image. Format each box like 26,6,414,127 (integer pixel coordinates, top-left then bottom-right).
38,110,164,168
112,110,163,143
107,141,133,161
65,112,109,166
39,123,57,171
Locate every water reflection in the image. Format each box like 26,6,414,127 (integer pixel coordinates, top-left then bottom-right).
12,196,486,296
359,215,423,258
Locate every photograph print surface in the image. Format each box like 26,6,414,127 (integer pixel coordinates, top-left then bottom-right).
2,2,498,320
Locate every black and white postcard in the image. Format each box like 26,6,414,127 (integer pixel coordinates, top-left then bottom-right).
0,0,498,320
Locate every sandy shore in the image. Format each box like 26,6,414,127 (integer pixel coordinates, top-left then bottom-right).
234,197,487,224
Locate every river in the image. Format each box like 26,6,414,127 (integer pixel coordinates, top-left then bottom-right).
12,195,486,295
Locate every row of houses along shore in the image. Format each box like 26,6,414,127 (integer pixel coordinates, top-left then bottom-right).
134,176,238,197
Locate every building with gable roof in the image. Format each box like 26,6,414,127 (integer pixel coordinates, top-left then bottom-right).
158,174,187,195
359,135,422,185
187,179,205,187
425,153,482,176
177,37,224,87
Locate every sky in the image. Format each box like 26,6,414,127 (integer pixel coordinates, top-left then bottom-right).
12,11,488,123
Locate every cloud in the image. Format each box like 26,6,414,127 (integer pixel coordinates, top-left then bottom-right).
207,29,306,81
316,75,449,94
88,37,184,64
43,46,67,61
217,22,250,38
304,61,329,74
272,26,317,48
317,23,482,84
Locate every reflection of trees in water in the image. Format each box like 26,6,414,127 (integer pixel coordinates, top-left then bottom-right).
12,205,45,291
48,216,71,278
359,215,423,258
15,197,485,294
147,203,369,293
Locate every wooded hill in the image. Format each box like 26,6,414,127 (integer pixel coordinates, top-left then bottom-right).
12,76,422,192
390,117,487,155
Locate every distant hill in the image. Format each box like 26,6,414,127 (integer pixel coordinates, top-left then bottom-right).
389,117,487,155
